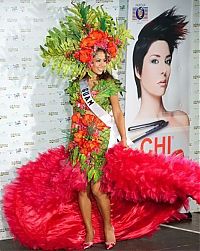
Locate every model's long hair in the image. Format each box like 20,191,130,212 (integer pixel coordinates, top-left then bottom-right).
133,7,188,98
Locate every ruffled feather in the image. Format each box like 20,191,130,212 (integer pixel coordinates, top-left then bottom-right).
3,146,87,250
3,144,200,250
102,144,200,204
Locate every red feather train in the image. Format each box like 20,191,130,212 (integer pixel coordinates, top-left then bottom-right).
3,144,200,250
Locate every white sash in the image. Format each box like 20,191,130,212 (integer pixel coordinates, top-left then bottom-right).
80,79,132,148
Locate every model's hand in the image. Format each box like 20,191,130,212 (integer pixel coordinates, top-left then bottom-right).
120,138,128,148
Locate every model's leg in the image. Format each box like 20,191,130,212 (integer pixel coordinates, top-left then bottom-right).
91,181,115,244
78,185,94,243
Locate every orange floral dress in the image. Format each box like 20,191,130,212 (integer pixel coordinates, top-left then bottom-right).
66,78,124,182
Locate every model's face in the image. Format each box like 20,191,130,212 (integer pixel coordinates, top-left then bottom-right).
91,50,107,75
136,40,172,97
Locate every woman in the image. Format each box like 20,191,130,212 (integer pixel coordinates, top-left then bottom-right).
4,3,132,249
3,3,200,251
132,8,189,127
67,47,127,249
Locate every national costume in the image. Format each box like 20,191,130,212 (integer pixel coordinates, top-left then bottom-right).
3,3,200,251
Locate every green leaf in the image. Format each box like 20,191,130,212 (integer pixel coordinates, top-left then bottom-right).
72,146,79,166
93,170,101,183
79,154,86,165
88,168,94,181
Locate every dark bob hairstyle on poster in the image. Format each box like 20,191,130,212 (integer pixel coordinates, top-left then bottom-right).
133,7,188,98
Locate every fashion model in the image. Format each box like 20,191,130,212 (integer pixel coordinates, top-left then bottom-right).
3,3,200,251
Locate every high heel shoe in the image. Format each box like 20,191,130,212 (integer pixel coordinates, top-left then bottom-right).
83,241,94,250
105,226,116,250
105,241,116,250
83,230,95,249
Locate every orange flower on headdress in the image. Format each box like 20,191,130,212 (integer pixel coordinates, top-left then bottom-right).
107,41,117,57
88,30,108,41
73,29,121,65
80,30,107,48
74,48,93,63
80,37,96,48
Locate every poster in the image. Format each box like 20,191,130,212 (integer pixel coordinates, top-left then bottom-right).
125,0,192,157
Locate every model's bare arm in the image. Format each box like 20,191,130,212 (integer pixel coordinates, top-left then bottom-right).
110,95,127,147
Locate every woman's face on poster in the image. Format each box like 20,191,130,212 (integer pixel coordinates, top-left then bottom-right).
136,40,172,97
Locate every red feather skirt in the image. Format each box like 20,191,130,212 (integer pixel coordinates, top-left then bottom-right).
3,144,200,250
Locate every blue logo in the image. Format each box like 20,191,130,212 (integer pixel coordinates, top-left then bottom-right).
133,6,148,21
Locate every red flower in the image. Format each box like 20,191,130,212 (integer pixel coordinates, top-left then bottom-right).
73,29,120,64
107,41,117,57
80,37,96,48
115,38,122,46
81,114,107,130
74,48,93,63
80,148,89,155
74,130,86,143
89,30,108,41
81,114,94,126
71,112,81,123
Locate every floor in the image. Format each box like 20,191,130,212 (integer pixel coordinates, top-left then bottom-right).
0,213,199,251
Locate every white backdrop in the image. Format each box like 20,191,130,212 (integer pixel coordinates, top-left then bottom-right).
0,0,199,240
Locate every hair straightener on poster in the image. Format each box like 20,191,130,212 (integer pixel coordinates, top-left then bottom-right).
128,120,169,143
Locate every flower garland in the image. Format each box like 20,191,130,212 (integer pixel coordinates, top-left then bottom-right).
40,2,133,81
73,29,121,65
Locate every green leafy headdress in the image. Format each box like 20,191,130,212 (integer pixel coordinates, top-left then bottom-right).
40,2,133,81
